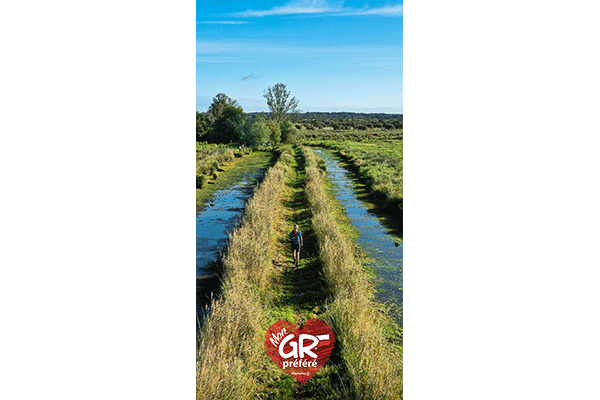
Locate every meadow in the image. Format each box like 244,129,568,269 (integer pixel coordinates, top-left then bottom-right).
196,130,403,399
301,130,403,212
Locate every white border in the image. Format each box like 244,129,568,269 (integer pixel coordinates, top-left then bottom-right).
0,1,195,398
405,1,600,398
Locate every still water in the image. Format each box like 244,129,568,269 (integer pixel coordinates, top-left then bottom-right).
314,149,403,320
196,167,266,279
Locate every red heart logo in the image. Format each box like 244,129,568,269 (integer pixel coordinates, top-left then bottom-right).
264,319,336,384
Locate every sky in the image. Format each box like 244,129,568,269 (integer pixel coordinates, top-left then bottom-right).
197,1,403,114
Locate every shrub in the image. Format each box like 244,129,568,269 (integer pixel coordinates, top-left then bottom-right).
266,121,281,145
280,120,298,143
196,174,208,189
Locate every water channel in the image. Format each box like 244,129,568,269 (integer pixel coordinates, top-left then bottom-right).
196,166,267,279
313,149,403,322
196,155,272,326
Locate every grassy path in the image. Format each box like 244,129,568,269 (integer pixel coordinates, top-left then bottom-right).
273,146,326,324
266,147,351,399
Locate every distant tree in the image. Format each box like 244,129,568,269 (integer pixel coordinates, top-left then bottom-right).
263,83,299,124
208,105,246,143
207,93,240,124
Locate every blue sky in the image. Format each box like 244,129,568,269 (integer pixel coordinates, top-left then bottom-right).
197,1,403,113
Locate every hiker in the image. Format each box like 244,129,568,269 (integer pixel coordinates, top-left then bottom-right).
289,223,303,267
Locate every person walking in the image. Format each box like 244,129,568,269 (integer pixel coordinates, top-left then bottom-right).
289,223,303,267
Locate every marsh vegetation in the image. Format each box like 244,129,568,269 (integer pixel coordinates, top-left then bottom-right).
196,88,403,399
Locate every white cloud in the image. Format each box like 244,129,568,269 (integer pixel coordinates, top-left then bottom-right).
234,1,402,18
197,21,248,24
235,1,338,18
238,6,331,17
339,5,403,16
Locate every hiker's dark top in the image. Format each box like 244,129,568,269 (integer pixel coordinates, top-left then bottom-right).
289,230,302,245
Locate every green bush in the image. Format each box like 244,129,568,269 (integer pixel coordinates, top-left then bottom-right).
196,174,208,189
280,120,298,143
242,115,270,148
267,121,281,144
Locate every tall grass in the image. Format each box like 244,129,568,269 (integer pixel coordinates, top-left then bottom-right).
196,144,247,188
303,147,403,399
338,147,403,208
196,150,291,400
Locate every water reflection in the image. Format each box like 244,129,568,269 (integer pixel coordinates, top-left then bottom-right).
196,170,264,279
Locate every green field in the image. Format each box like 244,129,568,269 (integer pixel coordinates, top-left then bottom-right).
196,123,403,399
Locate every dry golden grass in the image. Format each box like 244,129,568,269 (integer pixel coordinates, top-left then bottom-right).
303,146,403,399
196,151,291,400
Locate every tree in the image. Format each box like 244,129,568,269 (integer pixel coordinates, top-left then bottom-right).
196,112,210,141
207,93,240,124
263,83,299,124
208,105,246,143
241,114,270,148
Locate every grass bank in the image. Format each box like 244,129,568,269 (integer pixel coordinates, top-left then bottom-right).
196,149,292,400
196,142,251,189
303,138,403,213
196,150,273,207
303,146,403,399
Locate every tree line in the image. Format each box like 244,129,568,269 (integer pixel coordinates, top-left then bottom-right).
247,112,402,131
291,117,402,131
289,111,402,120
197,83,299,147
